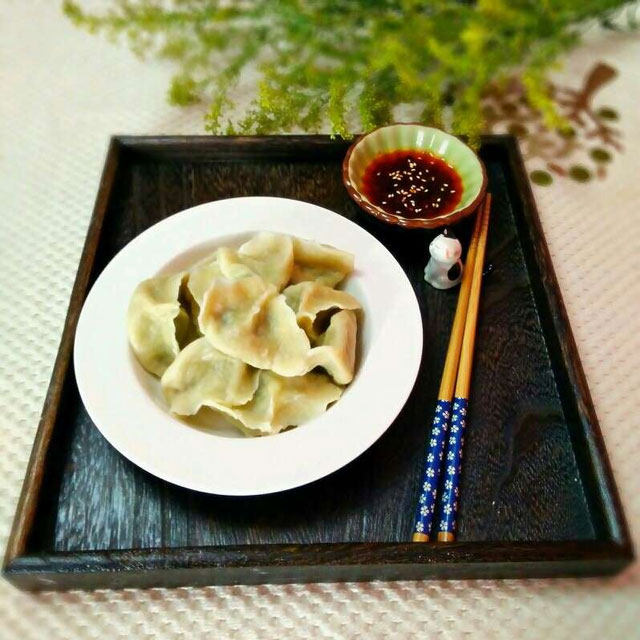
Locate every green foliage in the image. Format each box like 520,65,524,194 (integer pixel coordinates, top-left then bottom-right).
63,0,635,140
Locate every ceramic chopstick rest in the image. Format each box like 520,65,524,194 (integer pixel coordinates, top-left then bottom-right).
424,228,463,290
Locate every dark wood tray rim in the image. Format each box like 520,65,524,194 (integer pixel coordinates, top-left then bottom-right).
3,135,633,591
5,541,631,590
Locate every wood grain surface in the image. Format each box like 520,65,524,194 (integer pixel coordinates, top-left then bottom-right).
3,135,632,590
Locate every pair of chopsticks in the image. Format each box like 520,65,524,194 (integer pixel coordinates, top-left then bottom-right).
412,194,492,543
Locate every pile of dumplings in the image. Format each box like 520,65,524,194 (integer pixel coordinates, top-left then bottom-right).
126,232,362,436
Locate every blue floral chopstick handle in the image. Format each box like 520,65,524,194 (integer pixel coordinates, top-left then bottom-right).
412,399,451,539
436,397,467,540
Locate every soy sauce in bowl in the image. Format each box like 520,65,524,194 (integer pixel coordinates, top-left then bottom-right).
343,124,487,229
362,150,462,220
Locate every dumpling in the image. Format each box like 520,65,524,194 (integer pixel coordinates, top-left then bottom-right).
290,237,354,287
187,248,254,309
128,232,362,438
237,232,293,290
308,309,357,384
127,272,187,376
283,281,361,341
186,252,223,309
187,235,291,310
160,337,259,415
198,271,311,376
211,370,343,435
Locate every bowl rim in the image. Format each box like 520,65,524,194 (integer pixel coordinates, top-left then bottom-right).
342,122,487,229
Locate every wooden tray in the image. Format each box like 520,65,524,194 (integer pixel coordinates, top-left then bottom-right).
3,135,633,591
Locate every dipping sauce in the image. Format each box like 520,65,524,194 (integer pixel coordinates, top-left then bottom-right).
362,150,462,219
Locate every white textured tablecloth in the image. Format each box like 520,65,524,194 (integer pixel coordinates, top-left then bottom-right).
1,4,639,638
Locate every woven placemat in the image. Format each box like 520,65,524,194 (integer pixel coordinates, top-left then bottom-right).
1,4,638,638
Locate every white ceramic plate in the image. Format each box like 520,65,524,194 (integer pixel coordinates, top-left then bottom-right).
74,197,423,495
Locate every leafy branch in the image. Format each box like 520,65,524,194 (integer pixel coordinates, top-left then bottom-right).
63,0,636,140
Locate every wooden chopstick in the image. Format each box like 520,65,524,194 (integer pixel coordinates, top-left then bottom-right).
436,193,492,542
412,196,488,542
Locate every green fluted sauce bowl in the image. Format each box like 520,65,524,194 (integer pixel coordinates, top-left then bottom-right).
342,123,487,229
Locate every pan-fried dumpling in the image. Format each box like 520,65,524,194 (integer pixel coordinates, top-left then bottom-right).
198,272,311,376
283,281,361,341
160,337,259,415
237,232,293,290
290,237,354,287
211,370,342,435
127,272,187,376
308,310,357,384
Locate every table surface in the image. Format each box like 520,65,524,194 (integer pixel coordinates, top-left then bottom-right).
1,3,639,638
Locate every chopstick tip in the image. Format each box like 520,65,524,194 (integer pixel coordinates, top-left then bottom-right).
412,533,430,542
437,532,455,542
